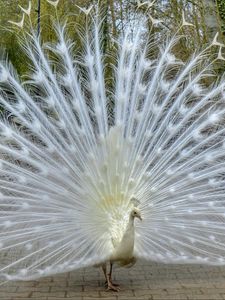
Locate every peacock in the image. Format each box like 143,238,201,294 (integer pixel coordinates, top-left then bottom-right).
1,1,225,292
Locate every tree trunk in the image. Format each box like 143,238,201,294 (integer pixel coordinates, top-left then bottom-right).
203,0,220,40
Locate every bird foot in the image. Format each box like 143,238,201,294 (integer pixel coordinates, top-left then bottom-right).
106,281,120,292
105,280,119,287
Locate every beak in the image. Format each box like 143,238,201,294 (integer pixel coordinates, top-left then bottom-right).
138,215,142,221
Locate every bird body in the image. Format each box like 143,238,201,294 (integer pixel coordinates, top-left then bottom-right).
110,208,141,263
111,216,135,262
102,208,141,291
1,6,225,290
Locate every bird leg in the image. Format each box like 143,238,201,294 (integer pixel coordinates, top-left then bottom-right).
102,263,120,292
108,262,120,287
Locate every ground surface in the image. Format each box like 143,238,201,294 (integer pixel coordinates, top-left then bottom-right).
1,262,225,300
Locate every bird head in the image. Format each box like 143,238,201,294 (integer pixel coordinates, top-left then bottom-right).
131,207,142,221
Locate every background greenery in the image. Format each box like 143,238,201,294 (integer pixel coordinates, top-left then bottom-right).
0,0,224,74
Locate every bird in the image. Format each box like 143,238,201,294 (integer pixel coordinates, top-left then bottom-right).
101,196,142,291
1,6,225,292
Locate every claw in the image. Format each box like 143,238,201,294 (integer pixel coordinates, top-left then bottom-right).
106,282,120,292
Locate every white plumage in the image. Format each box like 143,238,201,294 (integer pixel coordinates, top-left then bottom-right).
1,5,225,291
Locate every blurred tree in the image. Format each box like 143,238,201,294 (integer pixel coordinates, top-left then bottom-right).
0,0,224,73
204,0,220,40
217,0,225,36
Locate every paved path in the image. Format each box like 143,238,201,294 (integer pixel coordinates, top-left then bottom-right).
1,262,225,300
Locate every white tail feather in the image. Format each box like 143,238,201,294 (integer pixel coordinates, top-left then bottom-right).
0,16,225,281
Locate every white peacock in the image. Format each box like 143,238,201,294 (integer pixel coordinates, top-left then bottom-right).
0,1,225,292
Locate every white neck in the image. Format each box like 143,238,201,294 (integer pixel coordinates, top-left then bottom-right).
128,214,135,227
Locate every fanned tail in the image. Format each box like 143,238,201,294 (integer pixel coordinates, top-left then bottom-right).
0,13,225,282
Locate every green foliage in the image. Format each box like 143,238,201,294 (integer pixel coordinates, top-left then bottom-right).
0,0,224,75
217,0,225,35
